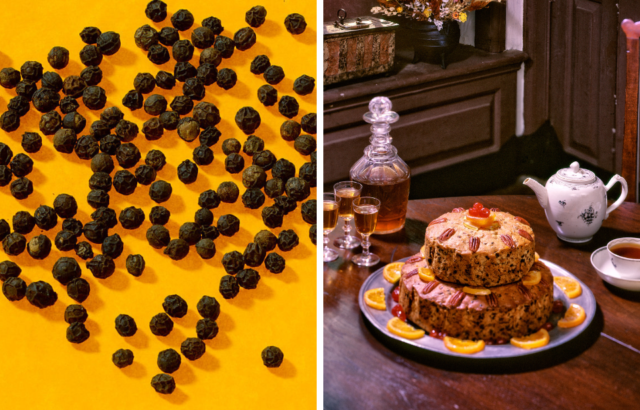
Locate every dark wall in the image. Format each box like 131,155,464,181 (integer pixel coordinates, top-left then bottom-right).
324,0,377,22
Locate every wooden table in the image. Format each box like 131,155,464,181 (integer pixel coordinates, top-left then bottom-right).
324,196,640,410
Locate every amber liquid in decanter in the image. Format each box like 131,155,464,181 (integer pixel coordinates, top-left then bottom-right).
357,178,410,234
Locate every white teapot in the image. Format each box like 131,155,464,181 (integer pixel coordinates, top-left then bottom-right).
523,162,628,243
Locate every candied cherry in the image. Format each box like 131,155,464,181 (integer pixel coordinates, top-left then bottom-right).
485,339,495,345
391,287,400,303
496,338,508,345
552,300,564,314
430,329,439,338
542,322,555,331
391,304,406,322
469,202,490,218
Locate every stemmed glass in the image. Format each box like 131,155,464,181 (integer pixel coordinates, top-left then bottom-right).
351,197,381,267
323,193,341,262
333,181,362,249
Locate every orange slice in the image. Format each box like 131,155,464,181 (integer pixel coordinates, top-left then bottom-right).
364,288,386,310
522,270,541,286
510,329,550,350
443,337,485,354
557,304,586,328
465,213,496,229
462,221,480,231
418,267,435,282
386,317,425,340
420,246,427,258
462,286,491,295
554,276,582,298
535,252,540,262
382,262,404,284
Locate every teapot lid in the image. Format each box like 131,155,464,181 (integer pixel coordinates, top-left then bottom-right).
556,161,596,184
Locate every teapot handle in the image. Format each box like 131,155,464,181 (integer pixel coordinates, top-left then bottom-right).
604,175,628,219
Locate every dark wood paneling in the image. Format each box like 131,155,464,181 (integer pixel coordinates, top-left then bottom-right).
475,2,506,53
323,0,376,22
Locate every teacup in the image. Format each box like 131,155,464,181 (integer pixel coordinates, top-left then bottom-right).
607,238,640,279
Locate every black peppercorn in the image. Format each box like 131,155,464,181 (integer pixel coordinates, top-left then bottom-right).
222,251,245,275
217,214,240,237
201,226,220,240
234,27,256,51
63,75,87,98
196,63,218,86
193,102,220,128
159,111,179,131
158,27,179,46
285,177,311,201
115,314,137,337
75,135,99,160
27,234,52,259
20,133,42,155
90,153,114,174
181,337,206,360
193,145,214,166
274,195,297,215
264,65,284,85
237,268,261,289
200,127,221,147
135,164,157,185
122,90,144,110
177,160,198,184
172,9,195,31
257,84,278,106
0,220,9,241
164,239,190,260
151,374,175,394
146,0,167,22
134,72,156,94
198,50,221,70
53,128,77,154
278,230,300,252
13,211,35,234
241,165,267,190
294,74,316,96
194,208,214,226
244,243,266,267
10,177,33,200
8,96,30,117
75,242,94,261
144,94,167,116
83,220,109,243
219,275,239,299
146,149,166,171
9,153,33,178
87,254,116,279
62,111,86,134
142,118,163,141
67,277,91,302
172,40,195,63
147,44,171,64
183,77,205,100
242,135,264,157
116,143,141,168
55,230,77,252
242,188,266,209
43,72,64,92
134,25,159,51
222,139,241,155
246,5,267,27
203,16,224,34
191,26,215,49
60,96,80,114
83,85,107,110
170,96,193,116
149,180,172,203
163,294,188,317
98,107,123,130
52,194,77,219
179,222,201,245
196,318,219,340
199,190,221,209
253,149,276,170
80,45,103,66
272,158,296,182
80,66,103,86
250,56,271,76
300,162,316,187
147,225,171,248
91,206,116,225
0,261,21,282
0,67,21,89
33,205,57,230
225,153,244,174
67,322,90,343
195,238,216,259
1,111,20,132
262,206,283,229
279,95,299,118
262,346,284,367
295,134,316,156
64,304,88,324
21,61,43,82
196,295,220,320
126,254,145,277
32,88,61,113
97,31,121,55
255,230,278,251
119,206,145,230
301,113,317,134
235,106,261,134
156,70,176,90
150,312,174,336
62,218,83,237
216,68,237,90
26,280,57,308
0,166,12,187
214,36,235,58
158,348,181,373
113,349,134,369
3,277,27,301
150,206,170,225
115,121,138,143
102,233,124,259
265,252,286,273
80,27,101,44
15,81,36,101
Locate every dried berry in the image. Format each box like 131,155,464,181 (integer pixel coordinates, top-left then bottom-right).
113,349,134,368
181,337,205,360
195,296,220,320
301,113,317,134
59,97,80,115
265,178,285,198
193,102,220,128
200,127,221,147
135,164,157,185
16,81,37,99
234,27,256,51
253,149,276,170
236,107,261,135
217,214,240,237
87,189,111,209
159,111,180,131
64,304,88,324
39,111,61,136
203,16,224,34
241,165,267,189
278,230,299,252
201,225,219,240
0,68,21,89
243,243,265,267
195,318,218,340
150,312,174,336
164,239,190,260
178,160,198,184
215,36,235,58
197,63,218,85
158,27,179,46
134,25,159,51
0,166,12,187
26,281,57,308
13,211,35,234
193,145,214,166
62,218,83,237
196,238,216,259
219,275,239,299
262,206,283,229
92,207,118,228
172,9,195,31
33,205,57,230
237,269,260,289
222,251,244,274
218,181,239,203
147,225,171,248
163,294,188,318
91,153,114,174
9,154,33,178
147,44,171,64
102,234,124,259
62,76,87,98
3,277,27,301
150,206,170,225
75,135,99,160
183,77,205,100
294,74,315,96
285,177,311,201
146,0,167,22
151,374,175,394
97,31,121,55
80,27,101,44
0,220,9,241
192,26,215,49
67,322,90,343
194,208,214,226
53,128,77,154
272,158,296,182
80,66,103,86
258,84,277,106
42,71,64,92
67,277,90,302
274,195,297,215
279,95,299,118
225,153,245,174
115,120,138,142
255,230,278,251
32,88,61,113
242,188,265,209
55,230,77,252
158,349,181,373
146,149,166,171
115,314,137,337
87,254,115,279
262,346,284,367
169,96,192,117
300,162,316,187
264,65,284,85
265,252,285,273
80,45,103,66
217,68,237,90
10,177,33,200
179,222,201,245
62,111,86,134
8,96,30,117
83,220,109,243
143,118,163,140
122,90,144,110
222,138,241,155
199,190,221,209
126,254,145,277
134,72,156,94
173,40,195,63
116,143,141,168
119,206,145,229
83,85,107,110
21,61,43,82
246,6,267,27
0,261,21,282
156,70,176,90
144,94,167,116
295,134,316,155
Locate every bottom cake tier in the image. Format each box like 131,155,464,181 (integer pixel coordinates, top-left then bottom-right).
398,254,553,341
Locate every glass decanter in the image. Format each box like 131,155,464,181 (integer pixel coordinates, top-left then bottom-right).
350,97,411,234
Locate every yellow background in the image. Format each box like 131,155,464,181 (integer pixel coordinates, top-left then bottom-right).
0,0,316,408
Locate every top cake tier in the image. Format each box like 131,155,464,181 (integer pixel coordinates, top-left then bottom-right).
423,208,535,287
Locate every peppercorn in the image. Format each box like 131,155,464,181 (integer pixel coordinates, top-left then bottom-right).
244,243,266,267
126,254,145,277
134,25,159,51
285,177,311,201
182,337,206,360
146,0,167,22
262,178,283,199
179,222,201,245
225,153,244,174
90,154,113,175
151,374,175,394
158,27,179,46
156,71,176,90
234,27,256,51
197,318,219,340
255,230,278,251
27,235,51,259
262,346,284,367
12,211,34,234
199,127,221,147
67,322,90,343
1,112,20,133
172,9,194,31
38,111,61,136
122,90,144,110
295,134,316,156
164,239,190,260
217,214,240,237
257,84,278,106
147,44,171,64
262,206,283,229
194,208,214,226
150,312,174,336
194,296,220,320
218,181,239,203
80,26,101,44
188,27,214,49
253,149,276,170
198,190,220,209
8,96,31,116
32,88,60,113
147,225,171,248
52,128,77,154
279,95,299,119
3,277,26,301
62,111,86,134
0,220,9,241
222,138,241,155
264,65,284,85
8,154,32,178
97,31,121,55
201,225,219,240
192,146,214,167
196,238,216,259
80,66,103,86
80,45,103,66
62,76,87,98
294,73,316,95
157,349,181,373
10,177,33,200
102,233,124,259
0,261,20,282
59,97,80,115
16,81,37,100
0,166,12,187
158,111,179,131
116,143,141,169
177,160,198,184
113,349,134,368
87,254,115,279
274,195,297,215
196,63,218,86
75,135,99,160
67,277,91,302
143,150,165,172
183,77,206,101
62,218,83,237
174,61,197,82
33,205,57,231
300,162,316,187
26,281,57,308
161,294,188,318
191,102,219,129
217,68,237,90
278,230,300,252
91,207,118,228
119,207,145,229
149,180,172,204
203,16,224,34
133,72,156,94
239,269,261,290
133,165,156,186
0,68,21,89
235,107,261,135
222,251,244,274
219,275,239,299
64,304,88,324
246,5,267,27
214,35,235,58
265,252,286,273
115,314,137,337
144,94,168,116
83,220,109,243
150,206,171,225
21,61,43,82
272,158,296,182
83,86,107,110
242,188,266,209
55,230,77,252
75,241,94,260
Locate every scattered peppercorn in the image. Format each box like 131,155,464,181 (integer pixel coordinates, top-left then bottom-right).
3,277,27,301
122,89,144,110
83,85,107,110
64,304,88,324
115,314,137,337
262,206,283,229
237,268,261,289
83,220,109,243
159,111,180,130
146,149,167,171
10,153,33,177
193,145,214,166
135,164,157,185
234,27,256,51
113,349,134,368
97,31,121,55
0,68,21,89
158,348,181,373
67,277,91,302
295,134,316,155
258,84,278,106
63,218,84,237
261,346,284,367
242,188,266,209
217,214,240,236
144,94,167,115
194,208,214,226
67,322,90,343
142,118,163,140
156,70,176,89
126,254,146,277
172,9,195,31
0,261,21,282
134,72,156,93
264,65,284,85
192,26,215,49
91,207,118,229
294,74,316,96
285,177,311,201
80,66,103,86
150,312,174,336
197,63,218,85
63,75,87,98
145,0,167,22
60,96,80,114
265,252,286,273
87,254,116,279
164,239,190,260
75,241,94,260
179,222,201,245
151,373,175,394
243,243,266,267
102,233,124,259
253,149,276,170
274,195,297,215
196,318,219,340
134,25,159,51
116,143,141,168
177,159,199,184
225,153,245,174
272,158,296,182
219,275,239,299
163,294,188,318
255,230,278,251
279,95,299,118
55,230,77,252
265,178,285,198
119,206,145,229
26,280,57,308
300,162,316,187
199,190,221,209
217,68,237,90
172,40,195,63
147,225,171,248
222,251,245,274
203,16,224,34
196,238,216,259
10,177,33,200
21,61,43,82
147,44,171,64
149,206,171,225
27,235,51,259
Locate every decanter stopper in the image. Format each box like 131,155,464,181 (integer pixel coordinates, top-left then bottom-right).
363,96,399,147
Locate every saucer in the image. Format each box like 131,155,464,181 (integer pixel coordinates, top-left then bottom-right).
591,247,640,291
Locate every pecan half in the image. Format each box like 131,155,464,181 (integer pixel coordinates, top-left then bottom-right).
500,234,516,249
404,269,419,279
486,293,498,308
518,229,533,242
514,216,530,226
438,228,455,242
490,208,500,212
421,281,440,295
452,207,465,213
428,217,447,227
469,236,480,253
517,283,532,301
406,255,424,264
449,290,466,307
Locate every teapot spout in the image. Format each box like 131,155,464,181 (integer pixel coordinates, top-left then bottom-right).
523,178,549,210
